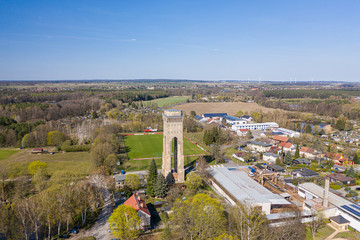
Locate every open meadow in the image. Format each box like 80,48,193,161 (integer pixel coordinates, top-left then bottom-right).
0,149,91,177
172,102,280,116
0,149,19,161
143,96,190,107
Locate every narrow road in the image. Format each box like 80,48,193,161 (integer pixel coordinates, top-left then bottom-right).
70,189,113,240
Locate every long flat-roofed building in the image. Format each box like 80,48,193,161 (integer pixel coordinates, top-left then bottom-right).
299,182,360,231
207,165,290,214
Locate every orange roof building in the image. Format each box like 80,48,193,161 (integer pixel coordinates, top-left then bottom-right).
273,135,289,143
124,194,151,216
124,193,151,229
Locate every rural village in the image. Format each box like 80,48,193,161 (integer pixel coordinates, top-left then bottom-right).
2,80,360,240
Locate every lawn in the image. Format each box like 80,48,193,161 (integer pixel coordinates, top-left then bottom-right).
306,224,334,240
1,149,91,177
0,149,19,161
143,96,190,108
123,134,206,160
335,230,360,239
122,134,207,171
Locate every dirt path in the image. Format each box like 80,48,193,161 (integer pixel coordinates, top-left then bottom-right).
70,189,113,240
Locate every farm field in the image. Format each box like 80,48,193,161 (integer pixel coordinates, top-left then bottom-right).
0,149,91,177
172,102,281,116
0,149,19,161
143,96,190,108
122,134,207,171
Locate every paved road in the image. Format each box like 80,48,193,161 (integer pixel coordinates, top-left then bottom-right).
70,189,113,240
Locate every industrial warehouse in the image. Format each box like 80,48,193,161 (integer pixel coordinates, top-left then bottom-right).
207,165,291,214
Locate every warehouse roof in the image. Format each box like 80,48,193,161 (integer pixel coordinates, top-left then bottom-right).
208,166,289,206
202,113,228,118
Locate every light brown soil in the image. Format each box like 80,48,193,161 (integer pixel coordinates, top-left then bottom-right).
171,102,279,116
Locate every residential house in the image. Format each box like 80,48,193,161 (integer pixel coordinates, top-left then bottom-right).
269,146,281,155
327,173,355,185
263,152,280,164
261,138,276,145
124,194,151,230
247,141,272,152
114,173,146,188
292,158,311,165
325,152,353,166
279,142,296,153
292,168,319,178
273,135,289,143
300,147,317,159
267,164,285,173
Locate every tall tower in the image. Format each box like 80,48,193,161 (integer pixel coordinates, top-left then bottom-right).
162,109,185,182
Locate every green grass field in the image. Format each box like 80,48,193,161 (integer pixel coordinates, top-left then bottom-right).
123,134,206,160
0,149,19,161
0,149,91,177
122,134,207,171
305,224,334,240
143,96,190,108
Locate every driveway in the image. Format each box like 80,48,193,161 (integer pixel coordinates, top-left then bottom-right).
70,189,113,240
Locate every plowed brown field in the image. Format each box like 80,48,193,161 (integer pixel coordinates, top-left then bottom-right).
170,102,279,115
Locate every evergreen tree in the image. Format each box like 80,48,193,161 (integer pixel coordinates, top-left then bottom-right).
284,152,292,165
305,125,312,134
354,154,359,164
146,159,157,197
154,173,168,198
347,166,356,179
295,145,300,158
211,127,220,143
203,130,212,146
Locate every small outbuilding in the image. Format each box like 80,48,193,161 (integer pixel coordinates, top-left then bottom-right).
292,168,319,178
292,158,311,165
329,215,350,230
267,164,285,173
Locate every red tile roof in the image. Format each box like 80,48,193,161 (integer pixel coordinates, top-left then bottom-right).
300,147,315,154
273,135,289,143
124,194,151,216
279,142,293,149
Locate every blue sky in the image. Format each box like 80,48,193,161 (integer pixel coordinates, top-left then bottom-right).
0,0,359,81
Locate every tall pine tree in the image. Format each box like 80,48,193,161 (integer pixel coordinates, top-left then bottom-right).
284,152,293,165
354,154,359,164
146,159,157,197
154,173,168,198
295,145,300,158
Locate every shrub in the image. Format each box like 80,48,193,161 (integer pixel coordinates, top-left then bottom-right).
330,184,341,190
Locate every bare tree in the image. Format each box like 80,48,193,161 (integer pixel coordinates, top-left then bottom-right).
14,200,30,240
227,202,269,240
308,210,325,239
0,165,9,202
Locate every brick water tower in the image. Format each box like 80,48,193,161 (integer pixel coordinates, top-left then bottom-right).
162,109,185,182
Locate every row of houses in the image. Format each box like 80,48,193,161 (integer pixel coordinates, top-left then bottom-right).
246,134,354,166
